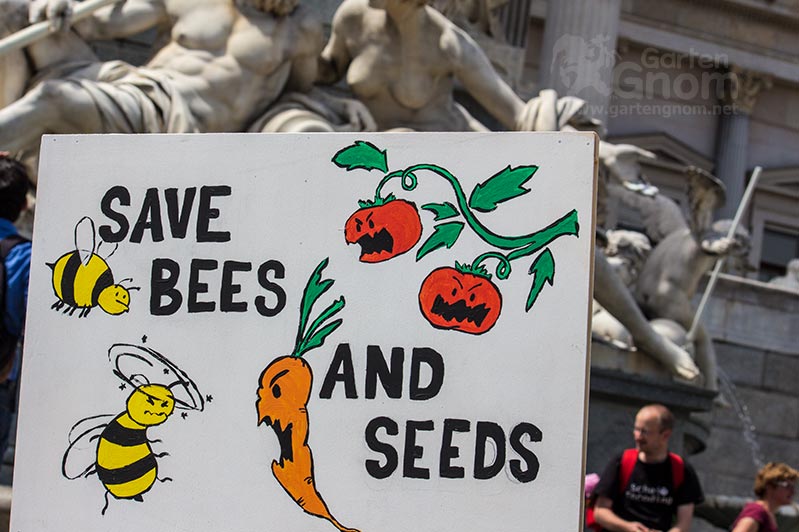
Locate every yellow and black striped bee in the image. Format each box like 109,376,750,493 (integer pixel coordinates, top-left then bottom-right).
48,216,134,317
62,344,205,514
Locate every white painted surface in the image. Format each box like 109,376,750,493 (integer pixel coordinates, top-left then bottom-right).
13,132,595,532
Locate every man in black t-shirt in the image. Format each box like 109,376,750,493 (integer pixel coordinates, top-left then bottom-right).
593,404,704,532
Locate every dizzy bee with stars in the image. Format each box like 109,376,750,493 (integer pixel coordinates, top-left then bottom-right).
61,343,207,514
48,216,137,318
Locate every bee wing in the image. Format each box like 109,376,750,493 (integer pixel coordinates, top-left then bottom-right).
61,413,114,480
74,216,97,266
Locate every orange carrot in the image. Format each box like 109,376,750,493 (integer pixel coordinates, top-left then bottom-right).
256,259,359,532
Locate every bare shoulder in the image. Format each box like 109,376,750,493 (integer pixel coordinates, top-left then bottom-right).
430,7,478,62
332,0,370,27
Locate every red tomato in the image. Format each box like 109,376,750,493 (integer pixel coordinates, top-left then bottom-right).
418,266,502,334
344,199,422,263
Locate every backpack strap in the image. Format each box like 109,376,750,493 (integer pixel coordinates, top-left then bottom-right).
669,452,684,490
0,235,29,258
619,448,639,493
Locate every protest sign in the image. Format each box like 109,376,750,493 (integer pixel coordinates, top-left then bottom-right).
13,132,596,532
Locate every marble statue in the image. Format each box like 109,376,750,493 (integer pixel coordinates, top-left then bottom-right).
769,258,799,291
0,0,99,110
0,0,324,159
625,166,750,394
313,0,597,133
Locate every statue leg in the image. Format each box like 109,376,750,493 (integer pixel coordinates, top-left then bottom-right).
0,78,104,153
593,249,701,381
692,324,719,392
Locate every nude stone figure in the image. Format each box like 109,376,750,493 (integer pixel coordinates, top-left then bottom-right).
0,0,323,155
628,167,750,394
315,0,595,132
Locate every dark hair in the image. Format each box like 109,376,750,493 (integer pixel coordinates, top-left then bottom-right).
0,156,30,222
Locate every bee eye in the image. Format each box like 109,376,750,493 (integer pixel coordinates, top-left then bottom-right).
272,384,281,398
147,397,155,405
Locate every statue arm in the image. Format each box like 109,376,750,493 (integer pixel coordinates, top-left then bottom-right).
286,12,324,93
446,26,524,130
317,1,357,85
72,0,167,41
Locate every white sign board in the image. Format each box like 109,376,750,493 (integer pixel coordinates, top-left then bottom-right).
14,132,596,532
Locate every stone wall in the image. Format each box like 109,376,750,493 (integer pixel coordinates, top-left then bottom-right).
691,275,799,530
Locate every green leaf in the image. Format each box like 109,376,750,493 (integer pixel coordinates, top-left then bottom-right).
332,141,388,173
469,166,538,213
294,258,345,357
299,319,344,356
302,296,345,347
422,202,460,221
526,249,555,312
416,222,464,261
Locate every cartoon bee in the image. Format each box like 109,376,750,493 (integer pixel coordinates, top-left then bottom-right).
62,344,205,514
48,216,136,317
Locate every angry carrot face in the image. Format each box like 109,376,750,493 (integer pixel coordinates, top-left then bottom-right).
256,259,359,532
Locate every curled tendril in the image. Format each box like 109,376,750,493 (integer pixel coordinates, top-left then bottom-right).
375,170,419,199
473,252,512,280
400,169,418,191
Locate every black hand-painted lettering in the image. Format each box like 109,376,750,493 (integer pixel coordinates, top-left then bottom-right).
130,188,164,243
365,345,404,399
164,187,196,239
403,420,434,479
98,186,131,243
509,422,541,483
409,347,444,400
364,417,399,479
473,421,505,480
255,260,286,317
220,261,252,312
440,418,470,479
196,185,231,242
150,258,182,315
319,343,358,399
188,259,217,313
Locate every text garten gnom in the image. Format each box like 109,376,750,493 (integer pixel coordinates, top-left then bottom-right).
98,185,286,316
95,185,544,485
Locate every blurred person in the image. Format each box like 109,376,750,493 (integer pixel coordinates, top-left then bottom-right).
0,154,32,471
730,462,798,532
593,404,704,532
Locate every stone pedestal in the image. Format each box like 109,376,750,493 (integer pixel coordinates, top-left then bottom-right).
586,342,716,475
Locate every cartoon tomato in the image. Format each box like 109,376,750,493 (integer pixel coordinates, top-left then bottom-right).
418,266,502,334
344,198,422,263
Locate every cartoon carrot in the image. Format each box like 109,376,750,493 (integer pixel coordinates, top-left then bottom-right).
256,258,358,532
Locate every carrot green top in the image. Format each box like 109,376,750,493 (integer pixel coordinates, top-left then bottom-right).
292,258,346,358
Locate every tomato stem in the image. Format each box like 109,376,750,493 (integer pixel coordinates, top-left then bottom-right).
471,252,512,280
376,164,578,253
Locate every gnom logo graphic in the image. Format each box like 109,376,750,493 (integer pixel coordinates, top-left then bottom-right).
550,34,619,98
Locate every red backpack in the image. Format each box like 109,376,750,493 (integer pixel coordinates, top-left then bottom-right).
585,449,684,531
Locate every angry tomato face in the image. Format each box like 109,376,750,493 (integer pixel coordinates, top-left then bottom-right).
418,267,502,334
344,199,422,263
